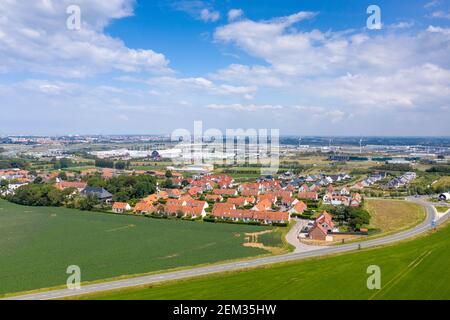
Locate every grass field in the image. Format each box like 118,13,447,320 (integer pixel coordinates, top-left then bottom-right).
365,199,426,235
0,200,269,296
75,221,450,300
432,176,450,189
435,206,449,213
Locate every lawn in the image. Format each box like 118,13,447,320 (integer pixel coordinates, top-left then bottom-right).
0,200,268,296
365,199,426,235
76,222,450,300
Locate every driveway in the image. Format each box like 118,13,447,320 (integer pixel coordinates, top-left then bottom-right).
285,218,325,252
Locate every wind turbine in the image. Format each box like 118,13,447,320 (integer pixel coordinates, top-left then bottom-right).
359,138,363,154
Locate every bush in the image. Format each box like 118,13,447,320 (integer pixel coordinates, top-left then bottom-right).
9,184,64,207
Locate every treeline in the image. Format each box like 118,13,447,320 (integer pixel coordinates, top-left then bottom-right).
371,164,413,172
51,158,94,170
7,183,100,210
94,158,130,170
426,165,450,173
327,206,371,231
7,174,157,210
86,174,157,202
0,158,29,169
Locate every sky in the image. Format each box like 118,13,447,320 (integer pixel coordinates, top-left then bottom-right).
0,0,449,136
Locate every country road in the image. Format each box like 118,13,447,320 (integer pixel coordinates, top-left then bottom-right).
4,198,448,300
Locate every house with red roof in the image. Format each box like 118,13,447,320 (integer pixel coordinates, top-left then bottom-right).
205,194,223,202
308,211,337,241
297,191,319,200
187,187,203,197
213,189,238,197
133,202,157,214
241,189,260,197
253,199,273,211
211,207,290,225
112,202,131,213
227,197,249,207
289,201,308,214
54,181,87,192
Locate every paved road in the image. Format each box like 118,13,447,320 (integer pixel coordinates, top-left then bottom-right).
285,218,325,253
4,199,448,300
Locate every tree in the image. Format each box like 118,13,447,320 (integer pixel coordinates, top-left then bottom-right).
115,161,127,170
77,194,99,211
181,180,190,187
33,176,44,184
95,158,114,168
165,170,173,178
58,171,68,180
162,178,174,189
10,184,64,207
0,180,8,188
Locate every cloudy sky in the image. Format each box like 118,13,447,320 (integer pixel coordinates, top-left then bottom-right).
0,0,449,136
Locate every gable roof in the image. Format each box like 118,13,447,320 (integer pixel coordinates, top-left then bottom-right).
112,202,129,210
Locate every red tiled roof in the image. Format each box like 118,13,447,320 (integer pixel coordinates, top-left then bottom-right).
241,189,259,197
133,202,156,214
112,202,129,210
298,191,318,200
254,199,273,211
54,181,87,190
205,195,222,201
227,197,247,206
291,201,307,213
213,189,237,196
212,209,289,222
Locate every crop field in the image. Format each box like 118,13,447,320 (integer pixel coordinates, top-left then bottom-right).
77,222,450,300
365,199,426,235
0,200,268,296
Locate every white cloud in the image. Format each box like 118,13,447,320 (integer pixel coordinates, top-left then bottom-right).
206,103,282,111
0,0,171,77
200,9,220,22
214,12,450,78
427,25,450,35
211,64,285,87
145,76,258,99
430,11,450,19
228,9,243,22
389,21,415,29
424,0,441,8
171,1,220,22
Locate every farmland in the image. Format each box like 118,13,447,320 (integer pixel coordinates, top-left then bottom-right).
365,199,426,236
75,221,450,300
0,200,269,296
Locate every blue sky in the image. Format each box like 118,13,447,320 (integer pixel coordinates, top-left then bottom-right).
0,0,449,136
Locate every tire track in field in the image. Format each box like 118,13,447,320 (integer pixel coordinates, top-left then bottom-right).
369,249,433,300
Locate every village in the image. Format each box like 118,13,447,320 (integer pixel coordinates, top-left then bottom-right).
0,165,372,243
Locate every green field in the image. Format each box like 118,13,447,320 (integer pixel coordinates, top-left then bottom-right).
77,222,450,300
435,206,449,213
0,200,269,296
